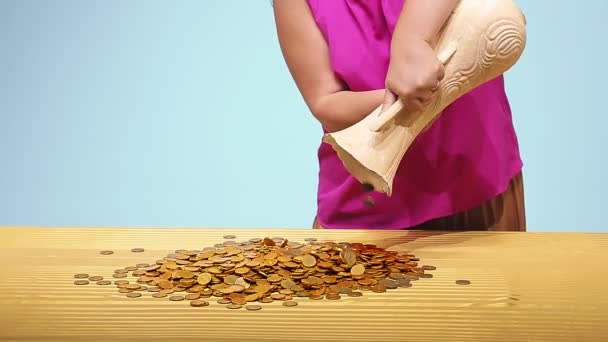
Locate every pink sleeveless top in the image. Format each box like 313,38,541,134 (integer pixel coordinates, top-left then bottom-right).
306,0,523,229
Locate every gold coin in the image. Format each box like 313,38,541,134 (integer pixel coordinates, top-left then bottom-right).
152,292,167,298
114,280,129,285
88,276,103,281
74,274,89,279
169,296,184,301
74,280,89,285
350,264,365,276
245,305,262,311
190,299,209,307
126,292,142,298
185,293,201,300
131,248,145,253
282,301,298,307
226,304,242,309
100,250,114,255
455,280,471,285
217,298,231,305
96,280,111,285
223,235,236,239
301,254,317,267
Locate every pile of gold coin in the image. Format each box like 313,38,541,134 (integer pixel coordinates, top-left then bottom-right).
73,236,437,310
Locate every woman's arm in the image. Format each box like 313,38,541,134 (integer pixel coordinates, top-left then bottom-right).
382,0,460,111
392,0,460,44
272,0,384,133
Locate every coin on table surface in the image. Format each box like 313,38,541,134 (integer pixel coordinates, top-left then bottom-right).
348,291,363,297
114,280,129,285
419,273,433,278
74,280,89,285
455,280,471,285
100,250,114,255
326,294,341,300
227,304,242,309
96,280,111,285
396,279,412,288
112,273,127,279
217,298,231,305
190,300,209,307
259,297,273,303
185,293,201,300
74,273,89,279
282,301,298,307
88,276,103,281
152,293,167,298
169,296,184,301
131,248,145,253
422,265,436,271
126,292,142,298
245,305,262,311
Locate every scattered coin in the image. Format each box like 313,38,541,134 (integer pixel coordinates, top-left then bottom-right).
74,280,89,285
74,273,89,279
223,235,236,240
282,301,298,307
131,248,145,253
152,293,167,298
456,280,471,285
112,273,127,278
422,265,436,271
227,304,242,309
169,296,184,301
190,299,209,307
419,273,433,278
348,291,363,297
217,298,231,305
100,250,114,255
185,293,201,300
245,305,262,311
96,280,111,285
126,293,142,298
88,276,103,281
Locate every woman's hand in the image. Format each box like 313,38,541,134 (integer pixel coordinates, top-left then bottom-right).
382,36,445,113
381,0,459,114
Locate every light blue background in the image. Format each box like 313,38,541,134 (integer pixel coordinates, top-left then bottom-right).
1,1,606,232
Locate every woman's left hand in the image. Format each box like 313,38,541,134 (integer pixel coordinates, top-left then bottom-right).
382,36,445,114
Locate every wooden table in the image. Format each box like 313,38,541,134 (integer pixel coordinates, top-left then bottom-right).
1,227,607,342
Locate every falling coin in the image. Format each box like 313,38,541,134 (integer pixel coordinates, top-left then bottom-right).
131,248,144,253
361,183,374,192
456,280,471,285
283,301,298,307
74,280,89,285
100,250,114,255
190,300,209,307
223,235,236,240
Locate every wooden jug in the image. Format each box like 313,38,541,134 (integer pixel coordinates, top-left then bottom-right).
322,0,527,196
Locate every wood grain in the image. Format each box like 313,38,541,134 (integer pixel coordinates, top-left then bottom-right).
1,227,607,342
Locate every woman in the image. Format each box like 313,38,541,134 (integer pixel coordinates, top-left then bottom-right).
272,0,526,231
